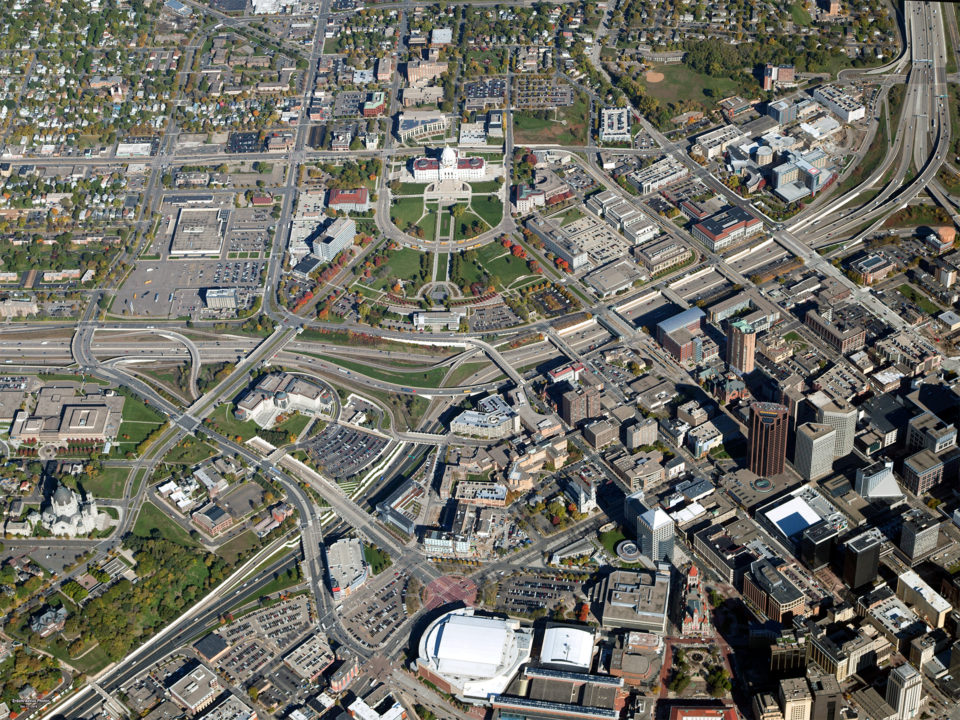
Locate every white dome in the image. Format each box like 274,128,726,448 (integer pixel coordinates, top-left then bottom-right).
440,146,457,167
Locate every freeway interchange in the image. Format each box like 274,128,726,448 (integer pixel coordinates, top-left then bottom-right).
18,1,960,718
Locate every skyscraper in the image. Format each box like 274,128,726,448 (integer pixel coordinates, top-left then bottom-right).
899,508,940,563
779,677,813,720
560,386,600,427
842,529,881,592
637,506,674,562
749,402,789,476
809,674,842,720
885,664,922,720
794,423,836,481
811,396,856,458
727,319,756,374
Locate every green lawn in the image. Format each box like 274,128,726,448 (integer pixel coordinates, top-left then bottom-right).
163,435,217,466
476,244,531,289
558,208,585,226
897,284,940,314
443,361,494,387
469,180,502,193
640,64,739,106
114,391,167,450
81,467,130,499
390,197,425,228
370,248,426,291
133,502,199,547
472,195,503,228
38,373,107,385
454,211,489,242
440,212,452,238
419,203,439,240
311,353,448,388
833,111,887,197
275,412,311,438
121,394,166,424
397,183,428,195
207,404,259,442
790,3,811,25
364,543,393,575
216,530,260,565
514,93,589,145
599,528,626,556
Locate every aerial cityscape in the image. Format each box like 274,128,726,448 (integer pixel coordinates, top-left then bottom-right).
0,0,957,719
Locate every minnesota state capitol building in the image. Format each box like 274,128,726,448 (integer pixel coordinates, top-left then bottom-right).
39,483,108,536
411,147,485,182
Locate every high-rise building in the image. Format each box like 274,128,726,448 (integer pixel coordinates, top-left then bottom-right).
811,397,856,458
779,677,813,720
560,386,600,426
638,506,674,562
842,530,881,592
795,423,836,481
727,319,756,374
899,508,940,563
749,402,789,476
623,417,658,450
801,523,838,572
809,674,842,720
885,664,922,720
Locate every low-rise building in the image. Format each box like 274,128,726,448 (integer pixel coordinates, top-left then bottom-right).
168,664,221,714
691,206,763,252
597,567,670,633
325,537,368,600
450,395,519,439
234,373,333,428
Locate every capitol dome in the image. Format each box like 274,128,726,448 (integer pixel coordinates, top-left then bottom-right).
440,146,457,167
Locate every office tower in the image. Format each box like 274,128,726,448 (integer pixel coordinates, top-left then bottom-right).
854,460,900,499
779,677,813,720
727,319,756,374
811,397,856,458
801,523,838,572
899,508,940,563
623,491,646,539
809,674,842,720
623,417,658,450
749,402,789,476
560,386,599,426
637,506,674,562
795,423,836,481
885,664,922,720
842,530,881,592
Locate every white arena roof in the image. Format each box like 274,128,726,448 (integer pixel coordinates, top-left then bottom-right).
418,608,533,699
763,496,821,538
539,626,595,670
434,614,509,676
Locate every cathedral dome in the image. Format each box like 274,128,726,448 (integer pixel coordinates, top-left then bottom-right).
440,146,457,167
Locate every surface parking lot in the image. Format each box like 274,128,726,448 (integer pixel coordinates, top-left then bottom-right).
116,258,265,318
470,303,520,331
306,424,389,478
341,569,410,648
495,572,581,615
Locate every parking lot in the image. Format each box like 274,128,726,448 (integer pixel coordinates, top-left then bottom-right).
306,424,390,478
495,572,583,616
340,568,411,648
674,269,729,303
228,131,261,153
334,91,365,117
116,258,265,319
470,303,520,331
